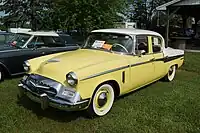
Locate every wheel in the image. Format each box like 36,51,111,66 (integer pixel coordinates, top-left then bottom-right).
0,67,5,82
164,65,176,82
87,84,115,117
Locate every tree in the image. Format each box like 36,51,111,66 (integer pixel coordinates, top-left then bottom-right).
0,0,126,33
0,0,53,30
51,0,127,35
128,0,171,29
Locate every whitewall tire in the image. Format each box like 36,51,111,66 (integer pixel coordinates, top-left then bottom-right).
87,84,115,117
164,65,176,82
0,68,4,82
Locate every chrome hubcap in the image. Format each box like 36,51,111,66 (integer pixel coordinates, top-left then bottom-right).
97,92,107,107
0,71,2,80
169,67,174,75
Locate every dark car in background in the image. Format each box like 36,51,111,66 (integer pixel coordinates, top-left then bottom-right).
0,31,14,45
58,33,76,44
0,31,79,81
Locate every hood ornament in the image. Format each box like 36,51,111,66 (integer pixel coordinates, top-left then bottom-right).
47,58,60,63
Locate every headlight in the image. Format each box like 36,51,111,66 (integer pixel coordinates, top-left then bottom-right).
66,72,78,87
23,61,30,72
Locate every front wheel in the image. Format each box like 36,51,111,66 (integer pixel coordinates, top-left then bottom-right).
87,84,115,117
164,65,176,82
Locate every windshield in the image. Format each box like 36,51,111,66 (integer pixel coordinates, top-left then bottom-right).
9,33,31,48
84,33,133,53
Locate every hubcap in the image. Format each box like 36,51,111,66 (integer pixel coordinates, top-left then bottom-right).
97,92,107,107
169,67,173,75
94,88,111,112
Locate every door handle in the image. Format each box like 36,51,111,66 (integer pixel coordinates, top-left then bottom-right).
42,52,45,54
149,58,155,61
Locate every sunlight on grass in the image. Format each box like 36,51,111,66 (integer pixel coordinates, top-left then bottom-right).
0,52,200,133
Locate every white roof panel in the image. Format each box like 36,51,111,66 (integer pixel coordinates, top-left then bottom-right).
17,31,59,36
92,28,162,37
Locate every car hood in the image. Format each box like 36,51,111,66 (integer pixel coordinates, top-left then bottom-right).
33,49,129,84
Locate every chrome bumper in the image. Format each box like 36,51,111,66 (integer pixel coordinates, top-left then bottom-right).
18,83,90,111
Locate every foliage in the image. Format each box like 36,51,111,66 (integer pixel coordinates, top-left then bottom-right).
0,0,126,33
128,0,171,29
0,0,53,30
50,0,127,34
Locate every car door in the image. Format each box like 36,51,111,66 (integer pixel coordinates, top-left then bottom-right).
150,35,166,80
129,35,155,90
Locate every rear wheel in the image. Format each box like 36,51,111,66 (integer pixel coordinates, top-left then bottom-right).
87,84,115,117
0,67,5,82
164,65,176,82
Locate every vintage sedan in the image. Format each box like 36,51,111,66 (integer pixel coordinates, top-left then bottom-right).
0,31,79,81
18,29,184,117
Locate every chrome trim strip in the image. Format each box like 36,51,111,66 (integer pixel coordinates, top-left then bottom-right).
80,65,129,81
130,60,152,67
11,72,25,76
80,54,184,81
0,49,20,53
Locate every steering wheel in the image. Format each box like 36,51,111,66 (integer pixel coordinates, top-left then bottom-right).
112,43,129,53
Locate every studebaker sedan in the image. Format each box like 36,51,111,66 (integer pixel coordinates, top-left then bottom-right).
0,31,79,81
18,29,184,117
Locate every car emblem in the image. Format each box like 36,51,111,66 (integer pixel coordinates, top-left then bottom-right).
29,80,50,90
47,58,60,63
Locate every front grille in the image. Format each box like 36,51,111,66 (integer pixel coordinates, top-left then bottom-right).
26,74,57,97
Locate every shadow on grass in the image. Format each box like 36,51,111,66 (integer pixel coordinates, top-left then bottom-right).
16,96,86,123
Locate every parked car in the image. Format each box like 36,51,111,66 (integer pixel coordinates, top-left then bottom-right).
18,29,184,117
58,33,77,45
0,31,14,45
0,31,79,81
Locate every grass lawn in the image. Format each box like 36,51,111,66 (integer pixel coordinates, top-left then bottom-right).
0,52,200,133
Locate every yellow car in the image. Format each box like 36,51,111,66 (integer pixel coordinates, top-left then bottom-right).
18,29,184,117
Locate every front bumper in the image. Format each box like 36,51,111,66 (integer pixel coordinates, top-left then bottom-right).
18,78,90,111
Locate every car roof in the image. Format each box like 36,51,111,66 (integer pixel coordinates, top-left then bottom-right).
92,28,162,37
17,31,59,36
0,31,11,35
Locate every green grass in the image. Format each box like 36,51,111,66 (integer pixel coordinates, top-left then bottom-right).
1,52,200,133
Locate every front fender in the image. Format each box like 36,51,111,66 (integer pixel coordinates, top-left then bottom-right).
76,73,122,100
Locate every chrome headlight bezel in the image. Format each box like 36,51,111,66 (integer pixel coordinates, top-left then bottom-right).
23,60,30,72
66,72,78,87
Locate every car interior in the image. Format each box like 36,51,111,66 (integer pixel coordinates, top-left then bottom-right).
27,36,65,48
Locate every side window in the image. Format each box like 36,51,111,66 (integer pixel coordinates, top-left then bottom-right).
27,37,45,48
0,35,5,44
42,36,65,47
152,36,162,53
135,35,149,55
